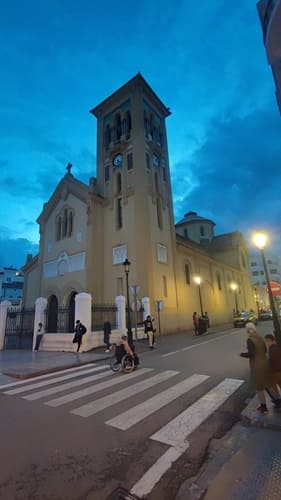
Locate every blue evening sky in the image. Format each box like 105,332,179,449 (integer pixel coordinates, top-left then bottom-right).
1,0,280,268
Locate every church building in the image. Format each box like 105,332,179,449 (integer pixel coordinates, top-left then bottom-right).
22,74,255,335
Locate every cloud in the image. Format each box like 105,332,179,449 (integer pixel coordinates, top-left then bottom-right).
0,227,38,269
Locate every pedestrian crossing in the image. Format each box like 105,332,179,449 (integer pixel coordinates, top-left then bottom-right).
0,363,244,498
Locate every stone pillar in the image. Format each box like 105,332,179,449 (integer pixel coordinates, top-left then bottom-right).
33,297,47,351
142,297,150,320
75,293,92,335
0,301,12,350
115,295,126,333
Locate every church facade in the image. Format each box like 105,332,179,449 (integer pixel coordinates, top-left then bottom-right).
23,74,255,334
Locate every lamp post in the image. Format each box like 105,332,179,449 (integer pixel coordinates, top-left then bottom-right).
194,276,204,316
230,282,238,313
252,231,281,344
123,258,133,346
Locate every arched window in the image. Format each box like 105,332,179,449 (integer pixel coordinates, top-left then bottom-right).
116,198,123,229
116,112,122,140
68,211,73,237
125,111,132,137
156,198,163,230
200,225,205,237
184,228,188,239
56,216,62,241
63,208,68,237
185,264,191,285
217,272,222,291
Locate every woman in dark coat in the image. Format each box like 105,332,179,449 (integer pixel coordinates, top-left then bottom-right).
240,322,269,413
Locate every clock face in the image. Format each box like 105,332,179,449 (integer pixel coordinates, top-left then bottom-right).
113,154,123,167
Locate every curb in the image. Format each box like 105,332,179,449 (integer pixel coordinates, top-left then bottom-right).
241,394,281,431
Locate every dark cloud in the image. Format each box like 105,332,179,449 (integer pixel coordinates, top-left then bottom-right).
0,232,38,269
173,108,281,248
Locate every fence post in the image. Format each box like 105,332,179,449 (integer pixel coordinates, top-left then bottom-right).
33,297,48,351
75,293,92,351
142,297,150,321
115,295,126,334
0,301,12,350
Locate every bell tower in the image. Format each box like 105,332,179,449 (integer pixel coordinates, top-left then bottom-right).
90,74,178,308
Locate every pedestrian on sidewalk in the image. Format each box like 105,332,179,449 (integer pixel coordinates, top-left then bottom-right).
144,315,155,349
203,312,210,329
240,322,270,413
34,322,44,351
192,312,199,336
103,318,112,352
72,320,87,352
265,334,281,406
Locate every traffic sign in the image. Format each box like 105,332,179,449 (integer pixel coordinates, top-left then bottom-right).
131,299,141,312
269,281,281,296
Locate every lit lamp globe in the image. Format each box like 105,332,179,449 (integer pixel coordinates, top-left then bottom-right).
230,282,238,291
252,232,267,250
194,276,202,285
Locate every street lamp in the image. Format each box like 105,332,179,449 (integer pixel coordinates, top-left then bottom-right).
194,276,204,316
252,231,281,344
123,258,133,346
230,282,238,313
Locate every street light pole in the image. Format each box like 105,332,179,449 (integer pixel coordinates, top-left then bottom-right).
252,232,281,345
230,283,238,313
123,258,133,346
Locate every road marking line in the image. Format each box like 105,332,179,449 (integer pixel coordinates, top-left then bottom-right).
45,368,153,408
106,374,209,430
23,370,112,401
151,378,244,447
130,444,187,499
71,370,179,418
0,364,95,390
4,365,107,395
130,378,244,498
161,331,238,358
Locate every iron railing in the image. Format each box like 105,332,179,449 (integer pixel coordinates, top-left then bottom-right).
91,303,117,331
5,307,35,349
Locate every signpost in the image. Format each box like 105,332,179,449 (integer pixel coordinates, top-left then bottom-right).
154,300,164,338
268,282,281,297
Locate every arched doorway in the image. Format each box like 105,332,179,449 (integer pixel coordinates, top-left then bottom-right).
47,295,58,333
68,292,77,332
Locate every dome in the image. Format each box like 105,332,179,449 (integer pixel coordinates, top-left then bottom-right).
176,211,215,227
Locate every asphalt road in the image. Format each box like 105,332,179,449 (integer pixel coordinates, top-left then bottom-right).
0,322,274,500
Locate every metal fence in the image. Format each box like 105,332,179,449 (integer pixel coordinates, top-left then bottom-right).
4,307,35,349
45,306,74,333
91,303,117,331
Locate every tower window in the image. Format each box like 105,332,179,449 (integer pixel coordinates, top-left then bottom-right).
217,272,222,291
116,112,122,140
162,167,167,181
56,216,62,241
105,165,110,182
127,152,133,170
55,208,74,241
117,198,123,229
63,208,68,237
146,152,150,170
156,198,163,230
116,173,122,194
185,264,191,285
68,212,73,237
200,226,205,237
125,111,132,138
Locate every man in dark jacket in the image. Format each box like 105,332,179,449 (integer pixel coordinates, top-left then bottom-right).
73,320,87,352
103,319,112,352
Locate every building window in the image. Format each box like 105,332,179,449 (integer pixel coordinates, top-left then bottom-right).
116,198,123,229
105,165,110,182
63,208,68,237
163,276,168,297
162,167,167,181
271,269,278,274
56,216,62,241
117,277,123,295
68,211,73,237
185,264,191,285
184,228,188,239
125,111,132,138
217,272,222,291
115,112,122,140
251,262,257,267
252,271,259,276
116,172,122,195
127,152,133,170
267,260,272,265
200,225,205,237
146,152,150,170
260,271,264,275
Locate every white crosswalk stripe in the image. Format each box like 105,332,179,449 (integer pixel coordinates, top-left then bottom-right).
71,370,179,417
45,368,153,408
130,378,244,498
23,370,113,401
0,363,95,390
106,373,210,430
4,365,107,395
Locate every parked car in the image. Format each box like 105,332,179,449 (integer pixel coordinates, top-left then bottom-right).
233,311,258,328
259,309,273,321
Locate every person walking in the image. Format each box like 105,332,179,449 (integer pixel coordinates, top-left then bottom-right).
73,320,87,352
192,312,199,336
203,312,210,329
34,322,44,351
103,319,112,352
240,322,270,413
264,334,281,406
144,315,155,349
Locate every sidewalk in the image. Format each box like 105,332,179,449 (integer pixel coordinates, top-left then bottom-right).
176,393,281,500
0,324,232,383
